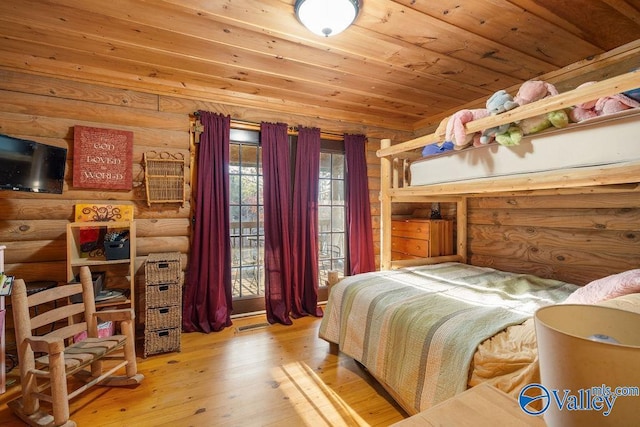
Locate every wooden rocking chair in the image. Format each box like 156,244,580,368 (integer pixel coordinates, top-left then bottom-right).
8,266,144,427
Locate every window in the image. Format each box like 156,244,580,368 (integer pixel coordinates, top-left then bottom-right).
318,151,346,285
229,130,264,303
228,129,346,311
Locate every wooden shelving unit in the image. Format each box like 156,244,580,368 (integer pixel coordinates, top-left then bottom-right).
66,221,136,311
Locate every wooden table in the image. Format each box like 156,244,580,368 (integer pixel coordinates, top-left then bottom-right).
391,383,546,426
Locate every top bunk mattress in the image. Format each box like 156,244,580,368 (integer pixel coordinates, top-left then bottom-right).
409,109,640,187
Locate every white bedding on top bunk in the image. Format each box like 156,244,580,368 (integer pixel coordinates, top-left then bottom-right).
409,109,640,187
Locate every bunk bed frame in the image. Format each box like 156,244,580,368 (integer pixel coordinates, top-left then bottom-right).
377,71,640,271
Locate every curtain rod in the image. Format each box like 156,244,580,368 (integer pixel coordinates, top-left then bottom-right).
192,112,345,141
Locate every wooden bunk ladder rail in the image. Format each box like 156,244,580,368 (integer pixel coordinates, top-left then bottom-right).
380,139,393,270
377,71,640,158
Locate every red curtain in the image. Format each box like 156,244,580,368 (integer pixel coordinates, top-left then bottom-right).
260,122,294,325
344,133,376,274
291,127,323,317
182,111,233,333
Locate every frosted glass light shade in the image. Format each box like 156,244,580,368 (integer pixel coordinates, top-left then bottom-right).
294,0,359,37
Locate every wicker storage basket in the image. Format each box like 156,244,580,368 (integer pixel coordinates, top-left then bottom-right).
146,305,182,330
145,283,181,308
144,327,181,357
145,252,181,285
144,252,183,357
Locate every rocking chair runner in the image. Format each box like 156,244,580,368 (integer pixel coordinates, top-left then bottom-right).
9,266,144,427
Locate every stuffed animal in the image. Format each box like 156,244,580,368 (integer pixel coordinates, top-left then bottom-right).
444,108,490,149
569,81,599,122
595,93,640,115
422,141,454,157
514,80,569,135
487,90,519,114
479,90,519,144
514,80,559,105
494,126,523,146
569,81,640,122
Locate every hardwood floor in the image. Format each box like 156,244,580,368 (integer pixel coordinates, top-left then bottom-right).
0,314,406,426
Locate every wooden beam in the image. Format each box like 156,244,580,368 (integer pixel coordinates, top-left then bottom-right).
387,160,640,196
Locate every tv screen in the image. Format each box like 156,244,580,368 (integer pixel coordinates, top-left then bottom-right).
0,133,67,194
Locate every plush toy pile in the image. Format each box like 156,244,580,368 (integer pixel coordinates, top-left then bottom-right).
426,77,640,156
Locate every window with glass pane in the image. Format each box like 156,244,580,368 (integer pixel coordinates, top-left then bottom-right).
229,141,264,299
318,151,346,285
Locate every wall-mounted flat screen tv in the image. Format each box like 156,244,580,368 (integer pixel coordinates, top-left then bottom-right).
0,133,67,194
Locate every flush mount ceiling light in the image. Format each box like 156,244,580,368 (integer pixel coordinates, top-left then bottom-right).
294,0,360,37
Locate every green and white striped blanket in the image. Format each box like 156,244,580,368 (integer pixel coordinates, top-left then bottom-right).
319,262,577,414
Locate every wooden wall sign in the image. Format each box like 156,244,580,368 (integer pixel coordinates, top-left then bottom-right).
73,125,133,190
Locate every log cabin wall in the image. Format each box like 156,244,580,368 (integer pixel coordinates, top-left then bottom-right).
0,69,390,332
366,139,382,268
467,190,640,286
0,70,192,331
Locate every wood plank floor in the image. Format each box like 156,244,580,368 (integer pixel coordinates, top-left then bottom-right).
0,314,407,426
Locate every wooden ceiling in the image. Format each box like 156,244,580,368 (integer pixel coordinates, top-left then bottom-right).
0,0,639,136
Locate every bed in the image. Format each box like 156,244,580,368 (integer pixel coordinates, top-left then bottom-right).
319,263,640,416
318,262,579,414
377,70,640,272
319,68,640,415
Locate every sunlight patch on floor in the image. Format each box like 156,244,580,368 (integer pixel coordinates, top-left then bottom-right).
273,361,369,427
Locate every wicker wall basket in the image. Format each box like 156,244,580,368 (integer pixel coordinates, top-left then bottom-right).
144,151,186,207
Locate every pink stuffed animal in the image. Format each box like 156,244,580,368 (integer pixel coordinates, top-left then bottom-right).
569,81,640,122
444,108,490,149
595,93,640,116
514,80,559,105
515,80,569,134
569,82,598,122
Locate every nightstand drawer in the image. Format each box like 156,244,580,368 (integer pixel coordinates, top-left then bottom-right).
392,220,431,239
392,237,431,257
391,219,453,259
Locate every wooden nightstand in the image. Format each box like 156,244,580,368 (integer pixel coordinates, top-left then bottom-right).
391,383,545,426
391,218,453,260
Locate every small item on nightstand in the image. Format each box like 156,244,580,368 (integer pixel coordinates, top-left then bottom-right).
430,202,442,219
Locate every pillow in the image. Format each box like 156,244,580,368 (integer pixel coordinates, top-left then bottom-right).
597,293,640,315
563,269,640,304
